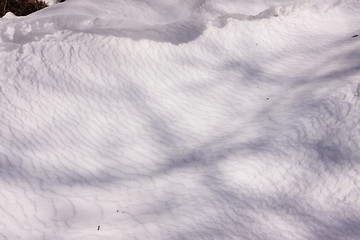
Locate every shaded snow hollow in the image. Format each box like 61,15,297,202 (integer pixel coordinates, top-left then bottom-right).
1,0,360,239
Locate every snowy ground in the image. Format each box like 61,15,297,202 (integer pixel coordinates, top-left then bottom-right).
1,0,360,239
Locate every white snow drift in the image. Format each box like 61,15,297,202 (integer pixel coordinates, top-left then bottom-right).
1,0,360,239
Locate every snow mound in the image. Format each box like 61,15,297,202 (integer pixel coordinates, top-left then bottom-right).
1,0,360,239
2,0,359,45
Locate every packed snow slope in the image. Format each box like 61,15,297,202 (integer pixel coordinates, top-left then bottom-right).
1,0,360,239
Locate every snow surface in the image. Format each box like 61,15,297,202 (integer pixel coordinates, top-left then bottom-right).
1,0,360,239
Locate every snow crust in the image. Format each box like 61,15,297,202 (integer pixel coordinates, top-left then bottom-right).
1,0,360,239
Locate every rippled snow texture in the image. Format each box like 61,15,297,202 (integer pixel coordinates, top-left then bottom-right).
1,0,360,239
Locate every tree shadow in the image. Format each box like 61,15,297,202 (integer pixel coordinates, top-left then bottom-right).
1,8,360,239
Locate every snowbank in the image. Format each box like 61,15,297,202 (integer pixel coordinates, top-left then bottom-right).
1,0,360,239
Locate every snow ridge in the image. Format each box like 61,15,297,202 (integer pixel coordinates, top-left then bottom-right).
1,0,359,45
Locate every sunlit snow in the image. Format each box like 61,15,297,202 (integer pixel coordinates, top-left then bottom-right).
1,0,360,239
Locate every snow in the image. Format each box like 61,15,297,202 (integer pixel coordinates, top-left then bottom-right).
1,0,360,239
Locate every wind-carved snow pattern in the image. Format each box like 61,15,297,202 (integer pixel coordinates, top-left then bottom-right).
1,0,360,239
